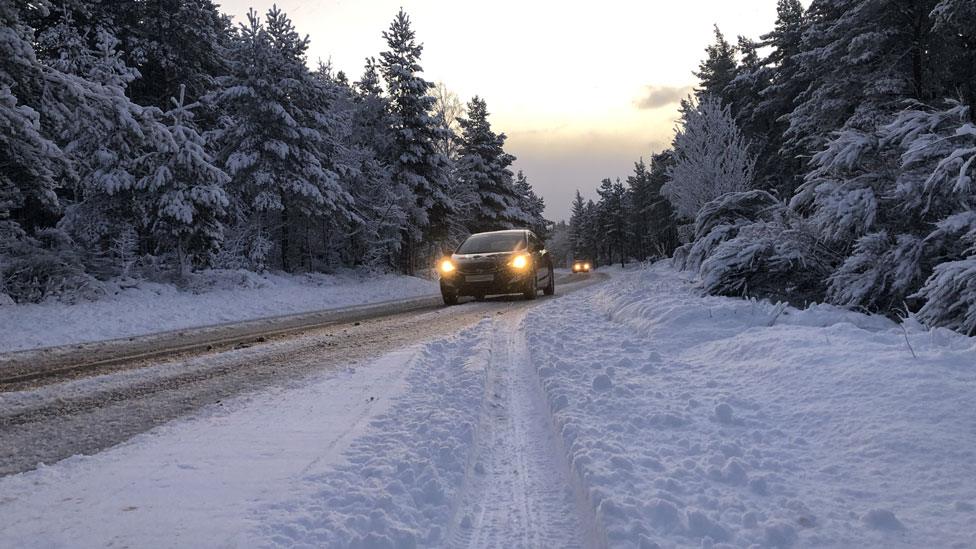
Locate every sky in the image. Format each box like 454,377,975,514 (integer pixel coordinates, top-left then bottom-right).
218,0,803,221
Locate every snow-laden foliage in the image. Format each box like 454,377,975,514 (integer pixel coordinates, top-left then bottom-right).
915,259,976,336
513,171,549,239
2,2,550,301
681,190,782,270
698,220,830,303
663,95,755,221
138,88,229,274
209,7,355,272
674,189,829,304
455,96,524,233
380,9,455,268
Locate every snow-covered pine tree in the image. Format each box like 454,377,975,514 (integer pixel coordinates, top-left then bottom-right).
569,190,587,260
456,96,523,233
0,0,66,241
663,95,756,222
380,9,454,272
748,0,809,196
626,158,655,260
694,26,738,104
136,86,229,276
787,0,955,312
210,7,353,272
88,0,230,109
343,57,409,269
596,177,631,266
646,151,680,258
513,170,549,239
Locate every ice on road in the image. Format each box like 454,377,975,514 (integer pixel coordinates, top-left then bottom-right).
2,263,975,548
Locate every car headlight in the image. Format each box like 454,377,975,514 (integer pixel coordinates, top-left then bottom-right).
584,263,591,270
439,259,455,274
511,254,529,270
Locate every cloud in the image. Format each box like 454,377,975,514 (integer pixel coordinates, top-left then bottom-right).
634,85,692,110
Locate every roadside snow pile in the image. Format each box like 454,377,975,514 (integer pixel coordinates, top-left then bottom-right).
524,262,976,548
253,322,491,547
0,269,437,352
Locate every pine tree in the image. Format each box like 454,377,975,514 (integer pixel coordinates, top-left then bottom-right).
341,58,408,269
137,86,229,275
456,96,522,233
93,0,230,109
598,178,631,266
513,170,549,238
380,9,454,271
626,158,654,260
0,0,67,242
210,7,353,272
694,25,738,104
569,190,587,259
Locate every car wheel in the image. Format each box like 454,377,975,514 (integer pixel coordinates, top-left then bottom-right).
442,290,458,306
543,266,555,296
523,272,538,300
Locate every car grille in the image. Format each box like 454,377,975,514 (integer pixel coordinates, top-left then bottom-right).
457,259,502,274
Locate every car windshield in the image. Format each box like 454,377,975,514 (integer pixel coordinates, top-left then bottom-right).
457,233,526,254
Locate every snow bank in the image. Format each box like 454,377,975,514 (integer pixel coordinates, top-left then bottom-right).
524,262,976,548
0,269,437,352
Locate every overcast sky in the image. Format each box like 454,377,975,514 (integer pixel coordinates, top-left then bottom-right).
219,0,804,221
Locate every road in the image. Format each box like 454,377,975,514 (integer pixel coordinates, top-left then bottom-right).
0,271,608,478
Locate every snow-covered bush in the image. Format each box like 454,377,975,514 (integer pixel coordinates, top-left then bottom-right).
912,212,976,334
1,228,104,304
826,232,925,312
683,190,783,270
914,258,976,336
698,220,829,303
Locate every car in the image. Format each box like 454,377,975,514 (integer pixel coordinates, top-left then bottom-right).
572,259,592,273
438,229,555,305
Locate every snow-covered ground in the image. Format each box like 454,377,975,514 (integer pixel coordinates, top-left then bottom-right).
523,263,976,548
2,263,974,548
0,269,437,353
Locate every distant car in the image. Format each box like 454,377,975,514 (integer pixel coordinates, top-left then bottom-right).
438,229,555,305
572,260,592,273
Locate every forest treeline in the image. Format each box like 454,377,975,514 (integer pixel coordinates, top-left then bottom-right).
1,1,548,303
569,0,976,335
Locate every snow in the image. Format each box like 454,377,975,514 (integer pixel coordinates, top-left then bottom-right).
2,264,975,547
522,263,976,547
0,269,437,353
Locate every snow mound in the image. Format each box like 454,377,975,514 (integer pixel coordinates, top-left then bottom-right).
0,269,437,352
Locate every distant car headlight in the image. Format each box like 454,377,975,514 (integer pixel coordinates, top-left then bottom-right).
511,254,529,270
439,259,455,274
584,263,591,270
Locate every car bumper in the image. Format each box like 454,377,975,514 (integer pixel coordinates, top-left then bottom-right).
440,270,531,296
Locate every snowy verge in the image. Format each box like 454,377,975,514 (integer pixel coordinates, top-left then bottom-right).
0,269,437,353
524,262,976,548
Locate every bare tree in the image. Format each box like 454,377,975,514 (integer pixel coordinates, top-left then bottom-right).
431,81,465,160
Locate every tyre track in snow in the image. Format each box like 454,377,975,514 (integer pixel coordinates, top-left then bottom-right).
445,310,603,549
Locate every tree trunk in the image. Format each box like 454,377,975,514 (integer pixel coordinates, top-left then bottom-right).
280,202,291,273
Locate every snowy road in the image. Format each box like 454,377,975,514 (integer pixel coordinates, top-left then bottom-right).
0,272,607,477
2,264,975,548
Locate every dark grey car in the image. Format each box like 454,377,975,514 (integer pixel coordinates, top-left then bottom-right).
437,230,555,305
